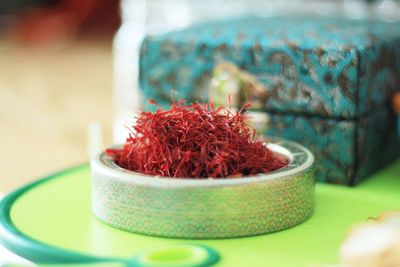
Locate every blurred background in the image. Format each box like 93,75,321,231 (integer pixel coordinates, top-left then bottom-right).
0,0,119,192
1,0,400,192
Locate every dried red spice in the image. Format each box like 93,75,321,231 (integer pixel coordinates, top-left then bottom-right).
106,101,288,178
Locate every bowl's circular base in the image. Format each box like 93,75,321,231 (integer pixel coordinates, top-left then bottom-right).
91,137,315,239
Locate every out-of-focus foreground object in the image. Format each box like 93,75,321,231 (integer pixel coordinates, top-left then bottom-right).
340,212,400,267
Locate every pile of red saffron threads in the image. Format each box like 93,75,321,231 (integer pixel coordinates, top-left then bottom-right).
106,101,288,178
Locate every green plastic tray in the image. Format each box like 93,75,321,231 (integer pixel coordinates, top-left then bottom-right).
1,162,400,267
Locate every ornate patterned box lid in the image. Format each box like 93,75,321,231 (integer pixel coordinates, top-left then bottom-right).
140,16,400,118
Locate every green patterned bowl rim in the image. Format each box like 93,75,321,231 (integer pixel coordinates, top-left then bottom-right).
93,137,314,186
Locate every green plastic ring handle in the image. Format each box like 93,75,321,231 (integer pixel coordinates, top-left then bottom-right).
0,166,220,267
134,244,219,267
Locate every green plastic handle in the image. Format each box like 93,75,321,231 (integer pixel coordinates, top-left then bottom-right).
1,244,219,267
2,244,219,267
0,169,219,267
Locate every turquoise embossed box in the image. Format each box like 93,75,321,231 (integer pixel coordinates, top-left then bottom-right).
139,16,400,185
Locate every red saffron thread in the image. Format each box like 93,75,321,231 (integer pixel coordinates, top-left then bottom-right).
106,100,288,178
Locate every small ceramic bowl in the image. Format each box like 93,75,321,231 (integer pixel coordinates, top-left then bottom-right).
91,137,315,239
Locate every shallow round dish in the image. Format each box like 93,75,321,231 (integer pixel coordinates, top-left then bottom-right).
91,137,315,239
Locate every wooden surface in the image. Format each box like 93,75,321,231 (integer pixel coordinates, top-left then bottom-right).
0,38,113,193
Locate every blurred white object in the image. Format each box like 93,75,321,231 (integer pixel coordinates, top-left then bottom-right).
87,122,103,159
374,0,400,21
0,240,32,265
339,212,400,267
113,0,193,143
0,239,32,265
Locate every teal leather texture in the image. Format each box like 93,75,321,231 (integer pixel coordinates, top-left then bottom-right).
263,107,400,184
140,16,400,118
